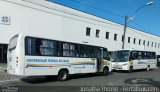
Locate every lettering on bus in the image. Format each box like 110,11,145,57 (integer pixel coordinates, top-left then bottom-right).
26,59,69,63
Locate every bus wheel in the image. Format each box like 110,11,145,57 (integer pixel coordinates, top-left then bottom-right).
57,70,69,81
128,66,133,73
102,67,109,76
146,65,150,71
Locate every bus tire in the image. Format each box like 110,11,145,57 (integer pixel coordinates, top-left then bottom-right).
128,66,133,73
57,70,69,81
146,65,150,71
102,67,109,76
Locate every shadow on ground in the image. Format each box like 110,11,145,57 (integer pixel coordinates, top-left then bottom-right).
113,69,154,73
21,72,114,84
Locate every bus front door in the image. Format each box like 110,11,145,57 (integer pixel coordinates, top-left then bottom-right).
97,48,103,72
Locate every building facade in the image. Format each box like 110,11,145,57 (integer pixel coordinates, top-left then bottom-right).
0,0,160,63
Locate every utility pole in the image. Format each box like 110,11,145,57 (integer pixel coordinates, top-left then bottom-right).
121,1,154,50
122,16,128,49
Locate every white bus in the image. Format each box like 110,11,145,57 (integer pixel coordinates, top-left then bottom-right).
7,34,111,81
111,50,157,72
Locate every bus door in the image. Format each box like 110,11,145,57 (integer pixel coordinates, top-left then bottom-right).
136,51,148,69
130,51,139,69
97,48,103,72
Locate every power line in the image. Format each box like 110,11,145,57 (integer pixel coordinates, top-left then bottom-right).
69,0,124,18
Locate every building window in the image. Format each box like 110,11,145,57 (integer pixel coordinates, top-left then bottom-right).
106,32,109,39
128,37,131,43
86,27,91,36
152,42,153,47
139,39,141,45
122,35,124,42
143,40,145,45
96,29,100,37
147,41,149,46
133,38,136,44
159,44,160,48
155,43,157,48
114,34,117,41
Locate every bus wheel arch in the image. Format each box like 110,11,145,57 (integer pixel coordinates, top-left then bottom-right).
57,68,69,81
102,66,109,76
146,65,150,71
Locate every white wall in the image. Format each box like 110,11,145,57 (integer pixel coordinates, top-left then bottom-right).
0,0,160,55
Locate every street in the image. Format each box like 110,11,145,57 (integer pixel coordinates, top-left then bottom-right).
0,67,160,92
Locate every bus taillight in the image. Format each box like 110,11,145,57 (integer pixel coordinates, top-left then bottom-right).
16,57,19,63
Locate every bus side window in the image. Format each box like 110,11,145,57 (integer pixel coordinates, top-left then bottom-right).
63,43,70,56
69,44,75,57
40,40,57,56
143,52,148,59
25,37,42,56
75,45,80,57
151,52,156,59
57,42,63,56
146,52,150,59
25,37,32,55
35,38,42,56
138,51,143,60
130,51,138,60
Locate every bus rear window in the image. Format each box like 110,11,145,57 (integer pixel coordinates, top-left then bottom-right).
9,35,18,51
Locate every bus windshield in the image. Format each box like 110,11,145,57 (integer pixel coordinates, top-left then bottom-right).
103,48,110,61
112,50,130,62
9,35,18,51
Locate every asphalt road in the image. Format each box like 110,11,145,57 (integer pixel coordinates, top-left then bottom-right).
0,68,160,92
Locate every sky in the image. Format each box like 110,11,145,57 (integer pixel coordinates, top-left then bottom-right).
48,0,160,36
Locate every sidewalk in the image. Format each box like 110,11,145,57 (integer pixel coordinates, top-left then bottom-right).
0,63,7,72
0,63,23,85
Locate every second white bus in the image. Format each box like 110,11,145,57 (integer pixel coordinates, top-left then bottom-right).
111,50,157,72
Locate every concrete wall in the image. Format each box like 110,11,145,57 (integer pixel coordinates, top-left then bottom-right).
0,0,160,55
